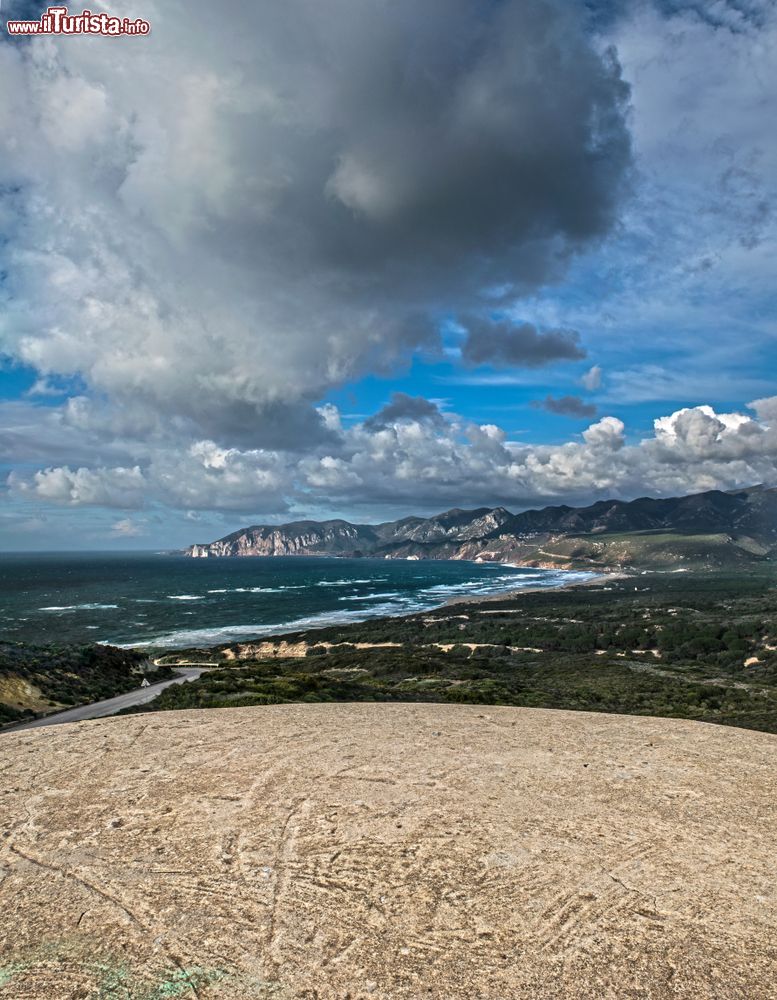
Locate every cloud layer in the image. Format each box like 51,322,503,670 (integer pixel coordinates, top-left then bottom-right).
0,0,630,448
8,399,777,518
1,0,775,547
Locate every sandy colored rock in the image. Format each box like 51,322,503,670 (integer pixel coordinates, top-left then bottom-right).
222,641,403,661
1,703,776,998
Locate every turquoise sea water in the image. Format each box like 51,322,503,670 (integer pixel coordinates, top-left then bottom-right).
0,553,595,649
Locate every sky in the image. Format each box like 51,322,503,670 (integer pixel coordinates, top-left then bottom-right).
0,0,776,550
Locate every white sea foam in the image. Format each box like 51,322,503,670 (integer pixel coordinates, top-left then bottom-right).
207,586,299,595
39,603,119,611
167,595,204,601
419,581,490,596
339,591,401,602
117,597,425,649
417,571,566,598
106,568,596,650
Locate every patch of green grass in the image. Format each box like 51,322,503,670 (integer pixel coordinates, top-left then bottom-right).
141,966,226,999
5,960,224,999
0,955,273,1000
0,962,29,990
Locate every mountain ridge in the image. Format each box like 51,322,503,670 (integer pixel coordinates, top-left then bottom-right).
186,485,777,569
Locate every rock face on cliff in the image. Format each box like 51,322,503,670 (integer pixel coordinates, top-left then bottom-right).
188,519,378,558
2,703,776,998
186,486,777,568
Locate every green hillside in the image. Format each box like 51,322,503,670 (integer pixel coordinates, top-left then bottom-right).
132,569,777,735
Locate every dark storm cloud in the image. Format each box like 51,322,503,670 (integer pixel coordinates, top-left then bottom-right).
0,0,632,451
364,394,445,432
182,399,342,452
296,0,633,289
461,319,587,368
532,394,598,418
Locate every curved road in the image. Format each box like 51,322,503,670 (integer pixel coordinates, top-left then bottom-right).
2,668,207,733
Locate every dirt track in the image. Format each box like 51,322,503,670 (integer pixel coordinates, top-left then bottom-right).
1,703,776,998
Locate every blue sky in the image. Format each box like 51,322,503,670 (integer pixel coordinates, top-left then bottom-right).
0,0,776,549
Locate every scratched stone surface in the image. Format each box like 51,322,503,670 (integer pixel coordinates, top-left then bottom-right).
1,703,776,999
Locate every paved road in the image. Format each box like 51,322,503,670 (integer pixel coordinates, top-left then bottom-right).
2,668,207,733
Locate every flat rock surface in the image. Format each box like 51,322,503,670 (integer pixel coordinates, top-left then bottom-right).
1,703,776,999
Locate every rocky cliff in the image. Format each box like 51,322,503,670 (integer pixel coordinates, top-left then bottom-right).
188,520,377,558
186,485,777,569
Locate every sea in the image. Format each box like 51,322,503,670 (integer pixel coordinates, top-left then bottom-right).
0,553,596,649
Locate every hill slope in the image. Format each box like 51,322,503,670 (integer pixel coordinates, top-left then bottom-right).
2,703,776,998
0,642,148,726
186,485,777,568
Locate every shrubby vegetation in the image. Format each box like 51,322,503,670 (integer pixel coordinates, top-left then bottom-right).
0,642,163,725
134,570,777,734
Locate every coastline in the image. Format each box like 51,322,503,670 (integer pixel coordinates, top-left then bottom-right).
442,568,630,608
150,566,625,654
1,552,626,653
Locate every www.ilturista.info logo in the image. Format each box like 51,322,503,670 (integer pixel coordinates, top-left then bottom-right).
6,6,150,35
